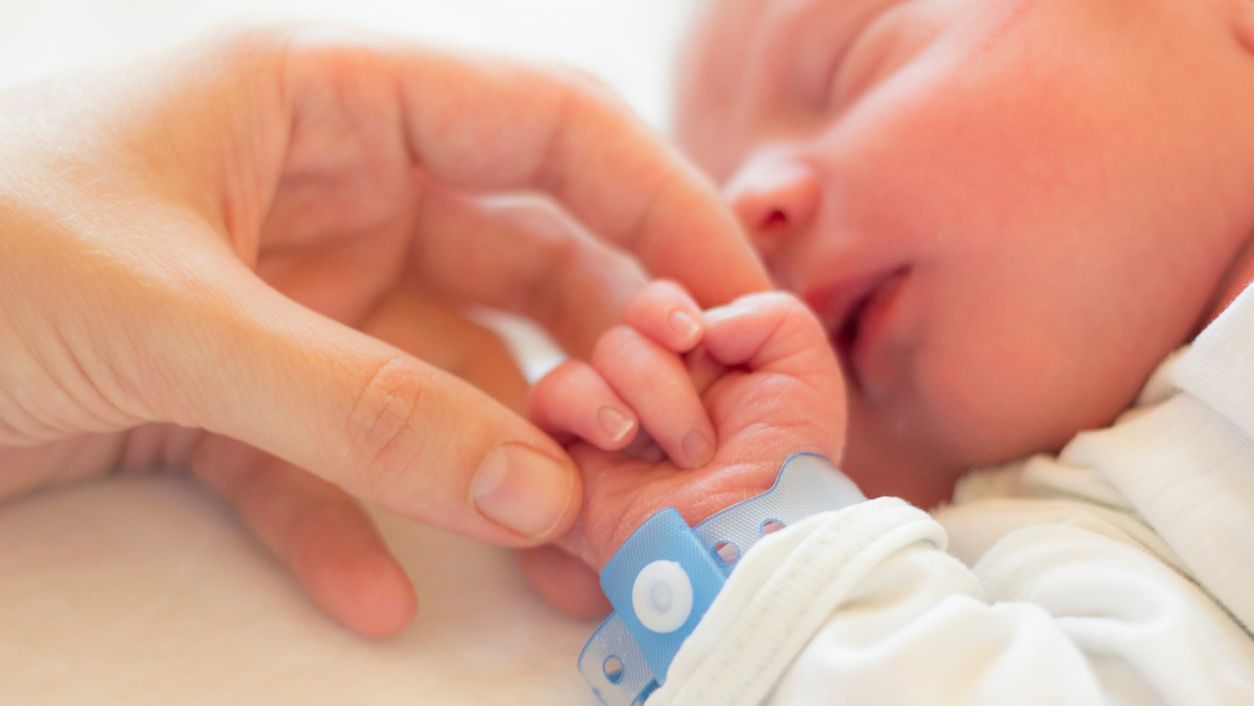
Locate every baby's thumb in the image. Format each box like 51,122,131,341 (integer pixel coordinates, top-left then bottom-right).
145,273,581,546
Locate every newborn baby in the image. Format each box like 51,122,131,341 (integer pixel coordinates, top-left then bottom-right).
523,0,1254,703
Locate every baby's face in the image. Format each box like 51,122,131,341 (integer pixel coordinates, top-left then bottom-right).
677,0,1254,504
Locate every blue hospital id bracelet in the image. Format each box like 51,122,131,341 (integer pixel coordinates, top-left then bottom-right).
577,453,865,706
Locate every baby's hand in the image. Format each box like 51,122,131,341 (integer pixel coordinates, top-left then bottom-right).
521,282,847,615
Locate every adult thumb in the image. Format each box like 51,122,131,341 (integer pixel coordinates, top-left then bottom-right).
143,271,581,546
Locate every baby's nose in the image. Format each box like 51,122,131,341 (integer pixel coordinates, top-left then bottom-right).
723,156,820,258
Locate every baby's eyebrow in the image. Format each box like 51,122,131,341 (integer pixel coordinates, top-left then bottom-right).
697,0,870,119
745,0,889,108
722,3,798,102
722,0,800,102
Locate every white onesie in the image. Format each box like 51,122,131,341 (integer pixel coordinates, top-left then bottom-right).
646,286,1254,705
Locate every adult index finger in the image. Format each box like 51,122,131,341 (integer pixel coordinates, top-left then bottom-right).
281,30,772,305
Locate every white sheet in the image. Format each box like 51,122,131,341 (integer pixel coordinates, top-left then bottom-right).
0,477,594,704
0,1,696,702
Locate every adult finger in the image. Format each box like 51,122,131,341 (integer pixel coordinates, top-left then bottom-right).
136,258,582,548
281,31,772,304
411,188,645,357
359,281,531,413
189,434,416,637
519,545,610,619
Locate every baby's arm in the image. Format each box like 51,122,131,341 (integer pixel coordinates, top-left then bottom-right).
529,282,1254,706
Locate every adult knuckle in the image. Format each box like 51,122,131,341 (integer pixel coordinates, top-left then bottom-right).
346,356,440,488
208,24,296,74
546,63,618,105
529,228,582,322
527,60,635,199
542,63,634,142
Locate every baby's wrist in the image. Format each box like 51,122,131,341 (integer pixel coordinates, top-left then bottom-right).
579,453,863,706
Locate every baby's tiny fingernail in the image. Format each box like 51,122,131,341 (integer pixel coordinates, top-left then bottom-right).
669,309,701,343
597,405,635,443
681,429,714,466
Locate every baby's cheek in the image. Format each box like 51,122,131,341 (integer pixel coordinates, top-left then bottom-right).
913,323,1105,469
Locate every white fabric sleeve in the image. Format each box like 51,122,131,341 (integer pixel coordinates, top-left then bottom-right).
645,495,1254,706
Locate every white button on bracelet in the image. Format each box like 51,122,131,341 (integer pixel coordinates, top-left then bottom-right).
632,561,694,634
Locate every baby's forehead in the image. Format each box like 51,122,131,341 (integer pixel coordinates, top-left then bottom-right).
678,0,857,176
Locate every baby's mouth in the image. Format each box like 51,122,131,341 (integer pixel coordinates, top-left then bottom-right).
803,266,911,388
835,290,873,356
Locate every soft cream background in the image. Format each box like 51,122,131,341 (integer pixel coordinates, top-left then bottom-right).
0,2,698,704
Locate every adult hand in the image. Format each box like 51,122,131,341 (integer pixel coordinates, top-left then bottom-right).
0,28,769,636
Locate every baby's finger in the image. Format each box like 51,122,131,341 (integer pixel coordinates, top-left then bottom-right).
528,360,638,451
519,545,610,618
593,326,716,468
703,292,838,379
685,345,727,397
190,436,417,638
622,280,704,353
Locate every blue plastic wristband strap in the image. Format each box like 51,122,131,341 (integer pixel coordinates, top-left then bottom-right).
577,453,864,706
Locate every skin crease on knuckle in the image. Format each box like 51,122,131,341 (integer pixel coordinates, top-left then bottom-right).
676,0,1254,508
532,65,692,262
346,356,441,501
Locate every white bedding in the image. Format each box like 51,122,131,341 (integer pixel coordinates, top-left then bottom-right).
0,477,594,704
0,2,694,702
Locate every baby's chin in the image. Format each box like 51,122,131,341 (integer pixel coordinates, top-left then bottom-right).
837,361,1042,507
838,422,964,509
842,373,1129,508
